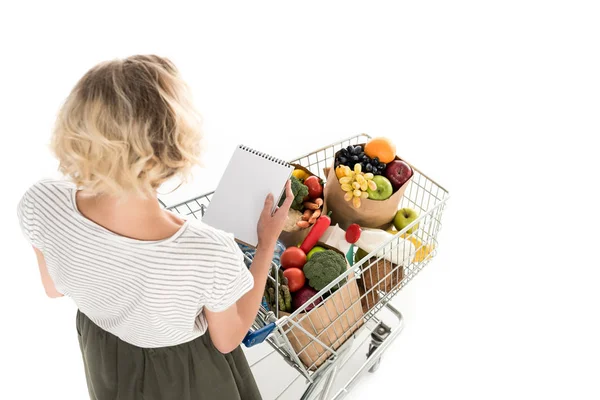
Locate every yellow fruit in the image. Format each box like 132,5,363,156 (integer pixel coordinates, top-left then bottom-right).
352,196,362,208
400,234,434,263
339,176,352,185
335,166,346,180
292,169,310,180
344,192,353,201
341,183,353,192
364,137,397,164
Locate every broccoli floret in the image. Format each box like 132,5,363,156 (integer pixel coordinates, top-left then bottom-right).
303,250,347,291
279,176,309,211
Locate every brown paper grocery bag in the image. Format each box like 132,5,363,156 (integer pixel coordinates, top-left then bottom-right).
323,148,411,230
356,256,404,314
281,277,363,370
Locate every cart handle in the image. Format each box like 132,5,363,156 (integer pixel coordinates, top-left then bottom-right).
243,322,276,347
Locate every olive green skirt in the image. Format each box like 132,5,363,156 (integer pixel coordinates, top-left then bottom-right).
76,310,262,400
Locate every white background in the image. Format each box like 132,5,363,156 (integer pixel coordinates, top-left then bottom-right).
1,1,599,399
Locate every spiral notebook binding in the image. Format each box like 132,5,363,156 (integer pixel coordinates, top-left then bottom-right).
238,145,290,167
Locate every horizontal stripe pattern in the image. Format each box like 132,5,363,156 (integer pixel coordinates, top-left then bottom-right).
17,180,254,348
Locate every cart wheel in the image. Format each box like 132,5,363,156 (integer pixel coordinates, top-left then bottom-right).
369,356,382,373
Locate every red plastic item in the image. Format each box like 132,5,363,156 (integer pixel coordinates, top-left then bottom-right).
345,224,362,244
299,211,332,254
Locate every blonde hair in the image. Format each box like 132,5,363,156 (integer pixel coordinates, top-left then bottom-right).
51,55,202,197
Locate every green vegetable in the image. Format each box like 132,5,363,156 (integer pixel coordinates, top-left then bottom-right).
303,250,348,291
281,285,292,311
279,176,309,211
264,268,293,312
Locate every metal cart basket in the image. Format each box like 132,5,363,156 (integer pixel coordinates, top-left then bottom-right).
162,133,449,399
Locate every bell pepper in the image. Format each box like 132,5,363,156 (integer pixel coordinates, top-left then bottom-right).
299,211,332,254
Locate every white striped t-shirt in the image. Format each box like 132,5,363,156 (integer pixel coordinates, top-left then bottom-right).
17,180,254,348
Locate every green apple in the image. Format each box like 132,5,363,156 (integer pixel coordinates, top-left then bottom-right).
393,208,419,233
307,246,326,260
367,175,393,200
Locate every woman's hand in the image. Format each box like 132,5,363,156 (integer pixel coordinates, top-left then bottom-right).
257,180,294,249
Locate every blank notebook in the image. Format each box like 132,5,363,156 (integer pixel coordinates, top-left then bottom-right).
202,145,294,247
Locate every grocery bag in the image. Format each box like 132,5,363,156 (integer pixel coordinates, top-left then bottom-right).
280,245,364,371
356,255,404,314
322,145,412,230
279,164,323,247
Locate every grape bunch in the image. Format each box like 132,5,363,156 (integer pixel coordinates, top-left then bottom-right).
334,144,387,175
338,164,377,208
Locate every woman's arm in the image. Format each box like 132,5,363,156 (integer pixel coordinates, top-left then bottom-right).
205,181,293,354
204,242,276,353
33,247,63,298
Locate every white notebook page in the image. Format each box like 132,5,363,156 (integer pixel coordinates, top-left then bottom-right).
202,145,293,247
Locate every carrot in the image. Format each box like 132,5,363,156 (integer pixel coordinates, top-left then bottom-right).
308,209,321,224
302,209,313,221
303,201,320,210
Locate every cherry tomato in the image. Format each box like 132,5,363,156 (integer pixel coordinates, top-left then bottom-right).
280,247,307,270
283,268,306,292
345,223,362,244
304,176,323,200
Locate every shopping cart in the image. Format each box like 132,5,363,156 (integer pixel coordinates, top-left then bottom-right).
162,133,449,399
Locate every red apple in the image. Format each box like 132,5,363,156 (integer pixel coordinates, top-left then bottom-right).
385,160,413,190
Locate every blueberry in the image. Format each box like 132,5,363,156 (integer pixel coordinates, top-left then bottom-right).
339,156,348,164
365,163,373,172
372,167,379,174
373,157,379,164
351,155,359,162
380,163,387,171
347,145,354,153
352,146,362,155
359,152,365,159
340,149,348,157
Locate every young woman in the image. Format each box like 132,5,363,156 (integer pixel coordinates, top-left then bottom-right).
17,55,292,400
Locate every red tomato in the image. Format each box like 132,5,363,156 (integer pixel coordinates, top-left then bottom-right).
283,268,306,292
281,247,307,270
304,176,323,200
345,223,362,244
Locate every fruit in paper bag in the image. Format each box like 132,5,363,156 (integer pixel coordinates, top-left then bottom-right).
292,286,322,312
364,137,396,164
366,175,393,200
335,144,388,175
283,268,306,292
338,164,377,208
385,160,413,191
393,208,419,234
281,247,307,270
